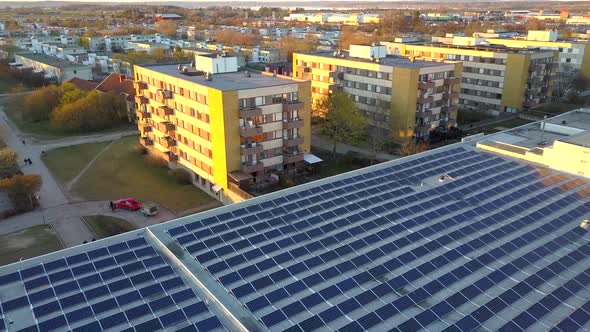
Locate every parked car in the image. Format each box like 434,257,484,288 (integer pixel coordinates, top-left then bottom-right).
114,198,142,211
140,201,159,217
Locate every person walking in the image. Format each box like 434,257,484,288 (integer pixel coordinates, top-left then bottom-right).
109,201,115,212
24,158,28,165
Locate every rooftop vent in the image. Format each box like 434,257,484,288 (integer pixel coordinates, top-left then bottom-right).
581,220,590,229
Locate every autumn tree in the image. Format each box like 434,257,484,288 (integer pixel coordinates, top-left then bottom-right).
215,30,261,46
60,82,87,105
0,174,42,212
339,28,377,50
155,20,178,36
0,148,19,179
22,85,62,122
51,91,127,132
381,11,407,37
399,140,429,157
278,35,317,61
318,91,368,156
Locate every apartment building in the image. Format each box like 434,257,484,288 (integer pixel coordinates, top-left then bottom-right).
293,44,462,140
483,31,590,77
382,41,557,113
13,53,92,83
134,54,311,203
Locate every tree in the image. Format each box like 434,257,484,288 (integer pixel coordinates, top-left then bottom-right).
155,20,178,36
553,64,578,98
364,103,392,165
0,174,42,212
339,28,376,50
51,91,127,132
318,91,368,156
399,140,429,157
278,35,317,61
0,147,19,179
526,18,545,31
22,85,62,122
381,11,407,37
60,82,87,105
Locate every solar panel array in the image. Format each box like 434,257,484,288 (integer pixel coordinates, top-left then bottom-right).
0,236,226,332
166,147,590,331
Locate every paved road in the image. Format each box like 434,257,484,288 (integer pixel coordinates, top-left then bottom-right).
0,200,177,247
0,106,160,248
311,126,399,161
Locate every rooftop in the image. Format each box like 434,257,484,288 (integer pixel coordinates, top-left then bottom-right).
484,110,590,149
301,50,452,68
138,64,303,91
406,41,556,54
1,129,590,331
15,53,90,69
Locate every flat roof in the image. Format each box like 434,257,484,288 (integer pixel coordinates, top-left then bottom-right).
406,42,556,54
301,50,451,68
486,109,590,149
2,132,590,331
15,53,90,69
139,64,303,91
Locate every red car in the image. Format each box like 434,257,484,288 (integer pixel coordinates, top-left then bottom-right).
114,198,142,211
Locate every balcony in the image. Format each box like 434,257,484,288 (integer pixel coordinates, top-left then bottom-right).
283,135,304,147
416,109,433,119
416,95,434,104
443,92,459,100
139,137,153,146
135,96,148,104
329,71,344,80
240,106,263,118
328,85,342,93
283,152,304,164
136,111,150,120
418,81,435,90
282,101,304,112
138,123,152,133
241,161,264,173
162,151,178,162
158,122,175,134
133,81,147,90
240,125,263,137
155,89,172,103
296,65,310,73
283,118,304,130
161,137,177,148
442,105,459,113
240,143,263,155
444,77,461,85
156,106,174,117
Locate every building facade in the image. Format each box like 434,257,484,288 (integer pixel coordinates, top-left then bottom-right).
293,45,462,140
13,53,92,83
134,55,311,203
383,41,558,113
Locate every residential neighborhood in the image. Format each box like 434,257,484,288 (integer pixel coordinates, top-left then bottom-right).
2,1,590,331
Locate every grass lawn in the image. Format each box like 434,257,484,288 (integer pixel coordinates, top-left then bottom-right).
457,110,494,125
533,102,580,115
0,225,63,266
42,141,111,184
71,136,217,213
2,104,135,140
466,118,533,135
83,215,136,239
311,147,373,178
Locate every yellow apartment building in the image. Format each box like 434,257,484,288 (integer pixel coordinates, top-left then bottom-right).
294,44,462,140
382,41,558,113
134,54,311,204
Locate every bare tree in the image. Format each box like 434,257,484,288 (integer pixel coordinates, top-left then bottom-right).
553,63,578,99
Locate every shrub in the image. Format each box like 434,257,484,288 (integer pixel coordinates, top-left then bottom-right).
172,168,192,185
133,144,147,155
0,147,20,179
279,175,295,188
145,154,168,168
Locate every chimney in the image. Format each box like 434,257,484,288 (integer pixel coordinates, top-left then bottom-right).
119,74,125,83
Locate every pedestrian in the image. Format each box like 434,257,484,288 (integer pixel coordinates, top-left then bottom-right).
24,158,28,165
109,201,115,212
22,140,25,145
28,158,32,165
